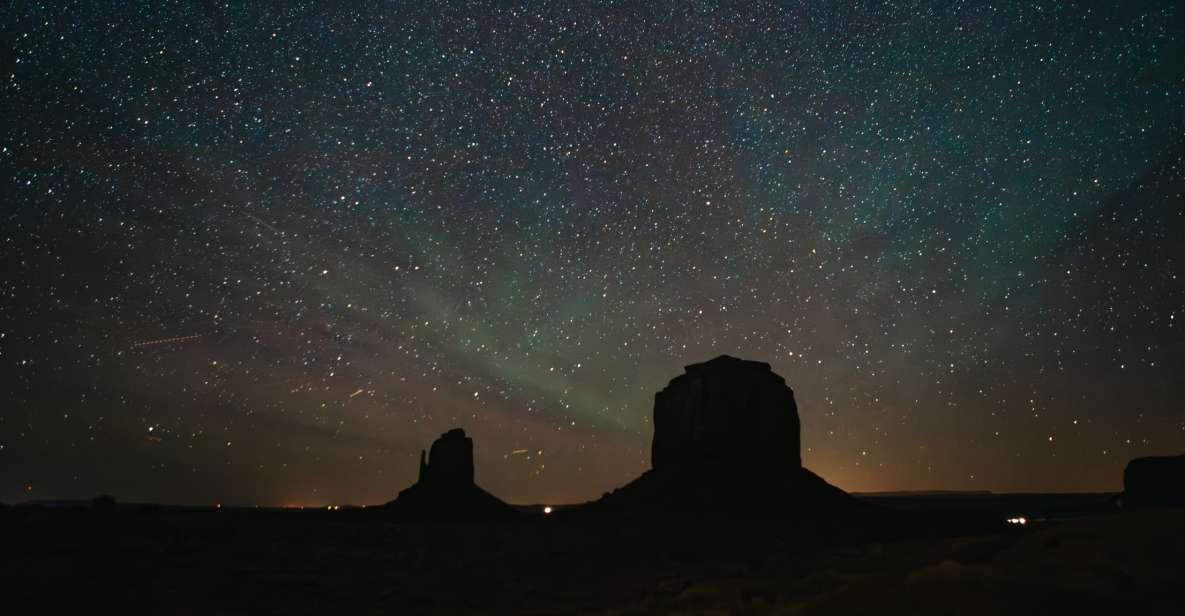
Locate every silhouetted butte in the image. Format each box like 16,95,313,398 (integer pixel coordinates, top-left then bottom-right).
593,355,873,517
383,428,515,519
1123,453,1185,509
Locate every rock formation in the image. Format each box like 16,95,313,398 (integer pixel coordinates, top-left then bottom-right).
593,355,871,517
652,355,800,474
1123,454,1185,509
419,428,476,486
384,428,515,518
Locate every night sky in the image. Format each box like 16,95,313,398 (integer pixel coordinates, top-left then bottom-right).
3,1,1184,507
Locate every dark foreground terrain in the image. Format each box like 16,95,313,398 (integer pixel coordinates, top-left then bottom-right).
3,504,1183,615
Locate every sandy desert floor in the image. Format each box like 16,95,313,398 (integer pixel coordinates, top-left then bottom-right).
3,506,1183,615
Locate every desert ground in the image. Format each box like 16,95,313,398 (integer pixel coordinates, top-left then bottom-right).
3,502,1183,615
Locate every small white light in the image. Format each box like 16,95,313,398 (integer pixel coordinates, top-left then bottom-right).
543,506,553,515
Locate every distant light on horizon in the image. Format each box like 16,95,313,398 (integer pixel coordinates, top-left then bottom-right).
543,506,553,515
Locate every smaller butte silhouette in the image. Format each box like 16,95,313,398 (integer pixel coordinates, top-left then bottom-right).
1123,453,1185,509
383,428,515,518
593,355,871,517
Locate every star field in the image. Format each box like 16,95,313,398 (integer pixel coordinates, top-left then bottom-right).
2,1,1184,506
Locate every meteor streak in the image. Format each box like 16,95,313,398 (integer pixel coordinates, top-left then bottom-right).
131,334,201,349
242,211,283,236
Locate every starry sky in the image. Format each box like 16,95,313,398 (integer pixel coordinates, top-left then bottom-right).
2,1,1184,507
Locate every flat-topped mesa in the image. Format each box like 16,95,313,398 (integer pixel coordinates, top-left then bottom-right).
652,355,801,475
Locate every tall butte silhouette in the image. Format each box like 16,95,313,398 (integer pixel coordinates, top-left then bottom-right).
591,355,872,517
383,428,515,518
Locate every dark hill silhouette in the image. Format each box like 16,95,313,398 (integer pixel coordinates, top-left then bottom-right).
1123,453,1185,509
383,428,516,519
590,355,875,518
